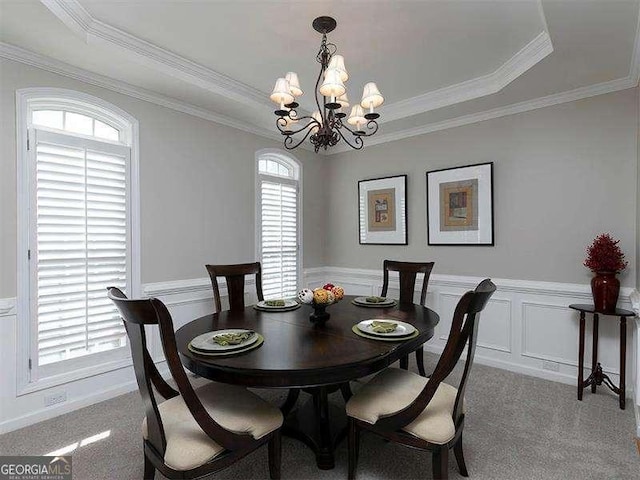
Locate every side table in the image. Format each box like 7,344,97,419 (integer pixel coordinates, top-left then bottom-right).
569,304,635,409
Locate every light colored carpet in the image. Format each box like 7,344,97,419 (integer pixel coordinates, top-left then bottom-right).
1,353,638,479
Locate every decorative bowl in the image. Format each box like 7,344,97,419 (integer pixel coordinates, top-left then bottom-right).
297,284,345,324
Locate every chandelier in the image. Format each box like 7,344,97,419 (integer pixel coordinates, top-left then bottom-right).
269,16,384,153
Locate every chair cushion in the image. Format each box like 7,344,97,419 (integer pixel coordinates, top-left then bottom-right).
142,382,283,471
346,368,460,445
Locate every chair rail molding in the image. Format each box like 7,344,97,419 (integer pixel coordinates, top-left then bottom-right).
305,266,636,396
2,270,638,434
0,298,16,317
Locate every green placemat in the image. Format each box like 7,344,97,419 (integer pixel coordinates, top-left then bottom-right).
351,325,419,342
188,334,264,356
253,304,301,312
351,299,397,308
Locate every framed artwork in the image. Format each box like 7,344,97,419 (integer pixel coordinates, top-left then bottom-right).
426,162,494,246
358,174,407,245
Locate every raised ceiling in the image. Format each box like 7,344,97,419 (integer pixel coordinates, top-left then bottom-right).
0,0,638,153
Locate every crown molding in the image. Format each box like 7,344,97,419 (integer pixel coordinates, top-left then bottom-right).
0,42,296,147
379,30,553,123
40,0,271,110
631,7,640,84
40,0,553,126
327,75,637,155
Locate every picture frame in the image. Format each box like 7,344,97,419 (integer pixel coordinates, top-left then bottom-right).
358,174,408,245
426,162,494,246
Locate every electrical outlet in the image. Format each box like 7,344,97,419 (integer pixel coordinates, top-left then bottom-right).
44,391,67,407
542,360,560,372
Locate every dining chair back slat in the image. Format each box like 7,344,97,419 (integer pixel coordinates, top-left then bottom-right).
206,262,264,313
381,260,434,306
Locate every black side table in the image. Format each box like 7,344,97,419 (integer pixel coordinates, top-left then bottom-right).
569,304,635,409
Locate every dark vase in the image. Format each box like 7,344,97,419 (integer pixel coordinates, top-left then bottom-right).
590,271,620,313
309,304,330,324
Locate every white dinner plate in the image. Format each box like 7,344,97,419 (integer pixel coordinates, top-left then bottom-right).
352,296,397,307
356,319,416,338
189,329,259,352
254,300,300,311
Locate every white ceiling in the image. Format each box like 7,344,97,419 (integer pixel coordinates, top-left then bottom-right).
0,0,638,153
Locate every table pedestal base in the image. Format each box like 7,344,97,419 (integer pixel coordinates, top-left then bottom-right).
281,384,350,470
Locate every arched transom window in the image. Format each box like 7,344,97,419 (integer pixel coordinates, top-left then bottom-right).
256,150,301,299
17,88,140,388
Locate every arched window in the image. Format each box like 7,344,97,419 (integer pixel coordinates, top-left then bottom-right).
255,149,302,299
17,88,140,388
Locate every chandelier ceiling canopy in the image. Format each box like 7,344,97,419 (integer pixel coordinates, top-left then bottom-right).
270,16,384,153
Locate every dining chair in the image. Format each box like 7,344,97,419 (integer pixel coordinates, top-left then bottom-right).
346,279,496,480
205,262,302,430
381,260,435,376
107,287,283,480
205,262,264,313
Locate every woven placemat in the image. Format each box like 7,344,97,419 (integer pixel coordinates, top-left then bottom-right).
351,300,397,308
253,304,301,312
188,334,264,356
351,325,419,342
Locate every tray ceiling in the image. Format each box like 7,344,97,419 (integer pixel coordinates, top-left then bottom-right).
0,0,638,153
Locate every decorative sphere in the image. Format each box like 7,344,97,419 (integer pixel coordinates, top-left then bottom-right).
297,288,314,304
331,285,344,300
323,283,335,291
313,288,330,304
326,291,335,304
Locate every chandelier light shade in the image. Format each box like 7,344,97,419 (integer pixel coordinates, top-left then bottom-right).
361,82,384,118
285,72,303,98
270,77,295,111
327,54,348,82
319,68,346,98
337,93,350,108
270,16,384,152
347,105,366,130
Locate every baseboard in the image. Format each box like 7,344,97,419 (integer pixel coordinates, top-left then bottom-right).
634,393,640,437
0,363,166,435
422,344,578,387
1,268,637,435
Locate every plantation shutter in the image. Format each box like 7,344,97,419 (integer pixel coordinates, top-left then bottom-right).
32,129,130,367
260,179,299,299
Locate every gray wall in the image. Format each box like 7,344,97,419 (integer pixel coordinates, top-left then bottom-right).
0,59,327,297
326,89,638,287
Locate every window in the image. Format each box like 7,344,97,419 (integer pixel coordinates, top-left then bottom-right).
256,150,301,299
17,89,139,389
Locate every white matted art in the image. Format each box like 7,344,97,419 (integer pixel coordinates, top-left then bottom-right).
358,175,407,245
426,162,494,246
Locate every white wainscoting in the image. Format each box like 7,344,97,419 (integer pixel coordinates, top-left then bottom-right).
1,269,638,435
0,278,230,435
306,267,637,403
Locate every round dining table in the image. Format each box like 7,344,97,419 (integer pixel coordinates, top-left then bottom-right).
176,295,440,470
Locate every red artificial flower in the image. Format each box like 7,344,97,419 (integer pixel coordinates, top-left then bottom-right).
583,233,628,273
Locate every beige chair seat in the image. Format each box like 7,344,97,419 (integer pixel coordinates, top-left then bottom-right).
346,368,461,445
143,382,283,471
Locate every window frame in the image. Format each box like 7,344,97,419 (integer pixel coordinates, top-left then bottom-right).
16,88,140,395
255,149,303,299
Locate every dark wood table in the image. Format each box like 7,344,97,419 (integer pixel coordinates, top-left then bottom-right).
176,296,439,469
569,304,635,409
